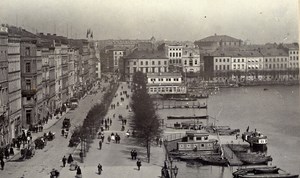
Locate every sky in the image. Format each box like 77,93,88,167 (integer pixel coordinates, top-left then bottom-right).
0,0,299,44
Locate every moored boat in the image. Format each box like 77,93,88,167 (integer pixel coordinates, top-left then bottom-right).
233,166,298,178
167,115,208,120
242,129,267,151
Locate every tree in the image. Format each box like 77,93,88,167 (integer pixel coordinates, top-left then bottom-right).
130,71,161,163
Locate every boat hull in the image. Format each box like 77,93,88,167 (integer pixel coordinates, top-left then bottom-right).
239,174,299,178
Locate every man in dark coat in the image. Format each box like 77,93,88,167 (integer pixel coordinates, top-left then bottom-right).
67,154,73,164
62,156,67,167
99,140,102,150
1,159,4,170
76,166,82,175
131,150,134,160
136,159,142,171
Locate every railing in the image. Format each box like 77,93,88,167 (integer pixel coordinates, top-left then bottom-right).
164,133,185,141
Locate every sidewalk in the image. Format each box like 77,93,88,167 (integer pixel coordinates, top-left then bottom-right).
59,82,166,178
3,84,99,163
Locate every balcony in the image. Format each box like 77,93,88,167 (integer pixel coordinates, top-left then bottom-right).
0,105,8,116
22,89,37,97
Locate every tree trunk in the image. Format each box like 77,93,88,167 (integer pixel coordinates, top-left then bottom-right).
147,141,151,163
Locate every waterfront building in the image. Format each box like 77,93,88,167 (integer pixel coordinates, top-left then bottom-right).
122,49,169,81
282,43,299,70
0,26,9,147
8,32,22,139
260,48,289,80
167,43,183,72
182,47,201,73
146,73,187,95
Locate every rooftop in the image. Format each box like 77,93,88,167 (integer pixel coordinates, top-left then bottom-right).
124,49,168,59
147,72,182,77
197,34,241,43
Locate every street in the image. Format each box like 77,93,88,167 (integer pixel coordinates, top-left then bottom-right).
0,82,109,178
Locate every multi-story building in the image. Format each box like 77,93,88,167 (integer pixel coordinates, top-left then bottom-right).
60,42,69,105
182,47,201,73
18,29,43,128
282,43,299,70
8,31,22,139
147,73,187,95
260,48,289,80
195,34,243,51
0,26,9,147
123,49,169,81
167,44,183,72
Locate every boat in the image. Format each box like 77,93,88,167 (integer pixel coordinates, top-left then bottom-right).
233,166,299,178
242,129,267,151
168,97,197,101
237,153,272,165
263,88,268,91
167,115,208,120
198,155,228,166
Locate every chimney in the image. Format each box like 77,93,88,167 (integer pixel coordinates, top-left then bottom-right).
47,33,51,36
53,34,56,36
39,32,44,35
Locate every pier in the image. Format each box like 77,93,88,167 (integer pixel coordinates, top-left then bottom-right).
154,100,207,110
222,144,243,166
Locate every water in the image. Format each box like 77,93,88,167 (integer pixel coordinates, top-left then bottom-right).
159,85,300,178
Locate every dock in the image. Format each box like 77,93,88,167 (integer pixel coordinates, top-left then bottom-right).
222,144,243,166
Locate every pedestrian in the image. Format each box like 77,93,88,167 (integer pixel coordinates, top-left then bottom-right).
1,159,4,170
61,129,65,136
107,135,111,143
4,148,9,159
136,159,142,171
99,140,102,150
110,119,112,126
62,156,67,167
101,135,105,143
131,150,134,160
76,166,82,176
9,147,14,155
67,154,74,164
124,119,127,125
97,163,103,175
133,150,137,160
113,113,115,118
159,138,163,147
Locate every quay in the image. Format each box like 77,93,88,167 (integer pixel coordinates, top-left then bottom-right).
222,144,243,166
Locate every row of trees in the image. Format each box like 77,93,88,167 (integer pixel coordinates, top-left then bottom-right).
130,71,162,163
69,80,119,152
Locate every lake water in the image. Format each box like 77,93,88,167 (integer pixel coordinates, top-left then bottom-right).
160,85,300,178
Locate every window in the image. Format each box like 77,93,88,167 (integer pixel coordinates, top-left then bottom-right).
223,59,225,62
233,59,236,62
25,47,30,56
227,58,229,62
133,62,136,65
238,59,240,63
215,59,218,63
26,110,31,124
146,61,148,65
223,65,225,70
25,62,31,73
189,59,193,66
265,58,268,62
152,61,155,65
233,64,236,70
227,65,229,70
176,53,178,57
179,53,181,57
184,60,187,65
242,59,244,62
26,79,31,90
169,53,172,57
219,59,222,62
195,60,197,65
158,61,161,65
141,61,143,65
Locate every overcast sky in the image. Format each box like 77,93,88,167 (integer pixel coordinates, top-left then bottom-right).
0,0,299,44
